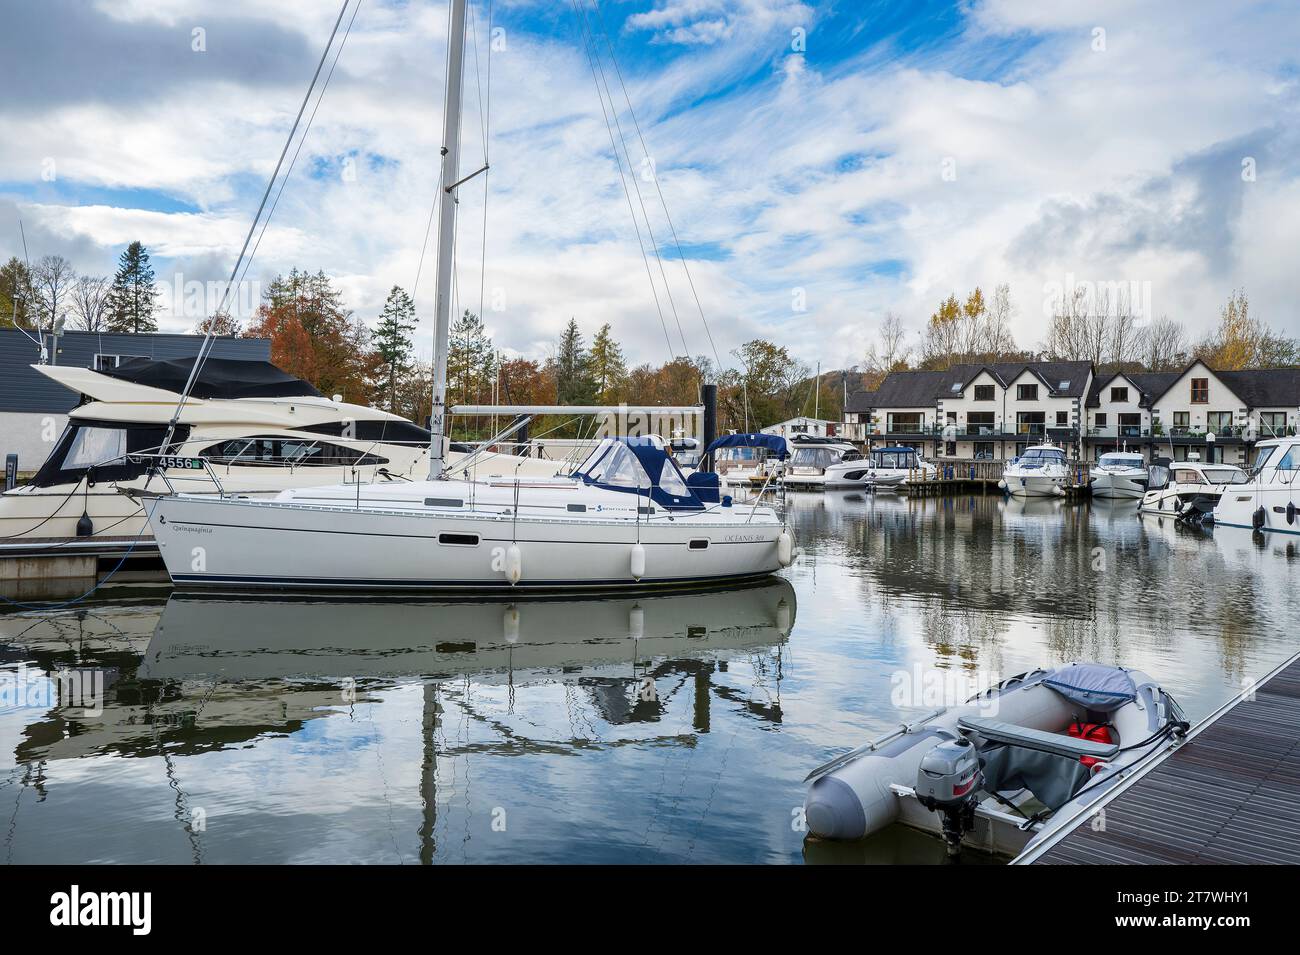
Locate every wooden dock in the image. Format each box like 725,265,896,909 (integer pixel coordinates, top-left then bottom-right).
1016,649,1300,865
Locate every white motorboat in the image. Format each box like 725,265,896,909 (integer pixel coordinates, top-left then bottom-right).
1212,437,1300,535
0,359,558,544
144,436,793,592
710,433,788,488
823,445,936,490
803,663,1188,857
780,438,863,489
1139,456,1247,521
1000,444,1071,497
1089,451,1148,499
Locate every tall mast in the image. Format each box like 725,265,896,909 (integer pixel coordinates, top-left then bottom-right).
429,0,468,478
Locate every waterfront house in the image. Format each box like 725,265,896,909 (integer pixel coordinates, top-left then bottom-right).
761,416,841,440
843,361,1094,461
0,328,270,473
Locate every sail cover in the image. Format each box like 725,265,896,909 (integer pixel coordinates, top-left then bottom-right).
1042,663,1137,713
101,357,323,399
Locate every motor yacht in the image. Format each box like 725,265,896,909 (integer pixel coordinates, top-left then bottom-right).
780,438,863,489
1139,455,1247,520
1211,437,1300,535
1089,451,1148,499
823,445,936,490
0,359,556,544
1000,444,1071,497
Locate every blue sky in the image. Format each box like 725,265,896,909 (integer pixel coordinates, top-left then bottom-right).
2,0,1298,367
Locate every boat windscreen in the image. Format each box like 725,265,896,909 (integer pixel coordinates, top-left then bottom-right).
1022,448,1066,463
1202,468,1249,485
1099,454,1144,468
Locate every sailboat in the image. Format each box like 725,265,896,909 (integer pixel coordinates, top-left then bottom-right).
140,0,794,593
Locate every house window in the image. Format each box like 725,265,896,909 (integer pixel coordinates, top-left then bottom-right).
1110,386,1129,403
1017,384,1038,401
1190,378,1209,403
1206,411,1233,433
967,412,995,434
1056,411,1069,426
973,385,995,401
887,413,924,433
1118,413,1141,437
1016,412,1045,436
945,441,957,456
1095,413,1108,428
1259,412,1287,437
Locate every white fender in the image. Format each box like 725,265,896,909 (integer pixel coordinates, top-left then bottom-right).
628,604,644,639
997,479,1007,491
506,543,522,585
503,604,520,643
777,530,793,566
630,542,646,580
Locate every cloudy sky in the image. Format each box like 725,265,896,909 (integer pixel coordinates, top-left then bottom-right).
2,0,1298,369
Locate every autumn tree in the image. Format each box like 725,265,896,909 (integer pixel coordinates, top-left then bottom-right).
193,311,242,336
107,241,160,333
373,286,418,412
243,269,369,400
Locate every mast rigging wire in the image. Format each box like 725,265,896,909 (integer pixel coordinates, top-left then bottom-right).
161,0,355,452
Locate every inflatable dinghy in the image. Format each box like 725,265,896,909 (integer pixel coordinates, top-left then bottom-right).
804,663,1188,857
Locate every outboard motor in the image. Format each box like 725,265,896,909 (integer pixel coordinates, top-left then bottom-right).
915,738,983,857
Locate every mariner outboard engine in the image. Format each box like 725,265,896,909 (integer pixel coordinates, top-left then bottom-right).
915,737,983,857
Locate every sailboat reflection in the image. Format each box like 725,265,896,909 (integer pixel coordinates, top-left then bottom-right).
139,580,796,683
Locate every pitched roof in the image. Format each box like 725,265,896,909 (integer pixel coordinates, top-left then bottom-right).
1218,368,1300,407
1085,371,1177,408
844,389,877,413
851,361,1094,408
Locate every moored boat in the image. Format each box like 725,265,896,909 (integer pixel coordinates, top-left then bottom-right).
1139,456,1247,520
803,663,1187,857
823,445,936,490
1000,444,1070,497
1089,451,1147,499
1211,436,1300,534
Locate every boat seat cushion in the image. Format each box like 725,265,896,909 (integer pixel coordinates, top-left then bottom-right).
958,716,1119,760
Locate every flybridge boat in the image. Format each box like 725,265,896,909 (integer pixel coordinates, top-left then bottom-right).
1089,451,1148,499
824,445,936,490
0,359,555,544
1139,456,1247,521
803,663,1188,858
1000,444,1070,497
143,437,794,592
1212,437,1300,535
780,438,862,489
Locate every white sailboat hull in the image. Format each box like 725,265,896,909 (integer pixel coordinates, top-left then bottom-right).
149,493,787,592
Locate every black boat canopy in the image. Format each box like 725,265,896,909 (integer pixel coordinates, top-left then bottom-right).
101,357,323,400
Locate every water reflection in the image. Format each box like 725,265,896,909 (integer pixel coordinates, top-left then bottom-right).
1,495,1297,864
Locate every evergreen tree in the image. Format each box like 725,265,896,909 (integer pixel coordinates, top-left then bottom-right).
449,309,495,405
588,322,626,403
555,317,596,404
372,285,417,412
0,257,36,329
106,241,160,333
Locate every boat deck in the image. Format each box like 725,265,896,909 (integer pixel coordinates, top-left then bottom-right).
1021,650,1300,864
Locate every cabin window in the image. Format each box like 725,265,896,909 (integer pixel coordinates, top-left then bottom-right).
688,539,709,550
567,503,587,513
425,497,463,508
1190,378,1209,403
1016,384,1038,401
973,385,995,401
1110,386,1129,403
658,460,689,496
438,532,479,546
64,427,128,470
201,437,389,467
1279,448,1298,471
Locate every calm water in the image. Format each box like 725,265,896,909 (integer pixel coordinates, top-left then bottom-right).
2,493,1298,864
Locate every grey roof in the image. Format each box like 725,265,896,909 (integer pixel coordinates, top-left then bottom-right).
0,329,271,413
1217,369,1300,408
1086,371,1176,408
844,389,877,413
853,361,1094,409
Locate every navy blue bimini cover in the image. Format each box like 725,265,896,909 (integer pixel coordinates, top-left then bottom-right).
705,433,789,460
1042,663,1137,713
573,438,705,510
